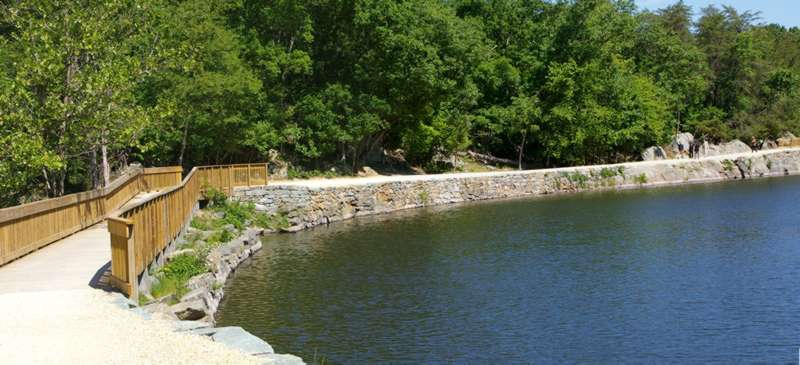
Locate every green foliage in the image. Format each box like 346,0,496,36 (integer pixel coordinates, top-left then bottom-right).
253,212,290,231
3,0,800,206
287,167,343,180
203,187,228,207
722,159,735,172
566,171,589,188
216,201,256,230
600,168,618,179
161,254,206,279
206,230,234,247
151,253,207,299
634,173,649,185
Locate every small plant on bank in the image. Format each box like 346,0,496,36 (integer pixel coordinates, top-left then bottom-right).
253,212,290,230
634,173,648,185
206,229,234,247
418,190,431,204
150,253,207,300
203,186,228,207
567,171,589,188
599,167,617,179
722,159,735,172
287,166,343,179
190,214,224,231
217,201,256,229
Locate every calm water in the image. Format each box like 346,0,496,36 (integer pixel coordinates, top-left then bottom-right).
216,177,800,363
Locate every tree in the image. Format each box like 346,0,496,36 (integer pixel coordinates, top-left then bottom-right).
0,0,161,197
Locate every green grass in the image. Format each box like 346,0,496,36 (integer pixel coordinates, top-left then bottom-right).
599,167,617,179
567,171,589,188
287,167,343,179
634,173,648,185
190,214,225,231
722,159,735,172
418,190,431,204
253,212,290,230
206,229,234,246
150,254,207,300
203,186,228,207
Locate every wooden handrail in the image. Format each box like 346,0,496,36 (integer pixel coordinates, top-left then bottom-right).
107,163,268,297
0,161,267,292
0,166,182,266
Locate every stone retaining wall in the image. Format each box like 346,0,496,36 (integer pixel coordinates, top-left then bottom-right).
234,149,800,230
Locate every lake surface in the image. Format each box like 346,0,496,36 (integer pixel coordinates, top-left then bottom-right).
216,176,800,363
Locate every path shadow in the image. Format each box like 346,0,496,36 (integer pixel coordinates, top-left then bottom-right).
88,261,121,293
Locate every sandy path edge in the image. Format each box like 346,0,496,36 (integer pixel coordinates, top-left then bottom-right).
0,289,260,365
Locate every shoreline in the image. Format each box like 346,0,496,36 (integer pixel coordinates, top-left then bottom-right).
234,147,800,232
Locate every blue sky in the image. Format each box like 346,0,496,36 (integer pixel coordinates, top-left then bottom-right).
636,0,799,27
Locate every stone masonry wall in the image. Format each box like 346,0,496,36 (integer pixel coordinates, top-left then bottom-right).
234,149,800,230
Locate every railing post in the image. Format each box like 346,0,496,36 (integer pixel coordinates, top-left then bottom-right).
247,164,252,186
228,166,233,195
108,217,138,299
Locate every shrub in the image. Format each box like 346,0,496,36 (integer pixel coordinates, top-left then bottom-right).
206,229,234,246
567,171,589,188
218,201,256,229
599,167,617,179
150,253,207,299
203,186,228,207
161,254,206,279
253,212,290,230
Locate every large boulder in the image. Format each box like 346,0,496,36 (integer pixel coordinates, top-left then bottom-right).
669,133,694,158
761,139,778,150
193,326,275,356
697,139,752,158
357,166,380,177
777,132,800,147
717,140,752,155
642,146,667,161
170,299,208,320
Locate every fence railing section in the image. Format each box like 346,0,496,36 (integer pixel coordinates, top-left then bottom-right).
107,163,268,297
196,163,269,195
0,167,183,266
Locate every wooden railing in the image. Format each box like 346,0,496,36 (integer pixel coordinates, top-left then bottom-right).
107,163,268,297
195,163,269,195
0,166,182,266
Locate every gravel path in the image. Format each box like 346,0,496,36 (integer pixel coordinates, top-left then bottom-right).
0,289,259,364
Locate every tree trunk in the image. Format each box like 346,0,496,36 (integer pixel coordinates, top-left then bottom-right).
90,147,100,189
101,134,111,187
57,170,65,196
178,119,189,166
42,168,53,196
517,131,527,170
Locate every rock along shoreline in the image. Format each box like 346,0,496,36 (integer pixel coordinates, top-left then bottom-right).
234,148,800,231
130,225,304,364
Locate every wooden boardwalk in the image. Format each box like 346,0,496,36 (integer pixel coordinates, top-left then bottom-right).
0,192,158,294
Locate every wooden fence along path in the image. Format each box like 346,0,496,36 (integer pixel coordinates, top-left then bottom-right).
0,163,268,297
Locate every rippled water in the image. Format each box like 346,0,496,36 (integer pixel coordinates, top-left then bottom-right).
216,176,800,363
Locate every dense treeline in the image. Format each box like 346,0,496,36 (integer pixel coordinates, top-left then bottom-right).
2,0,799,206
